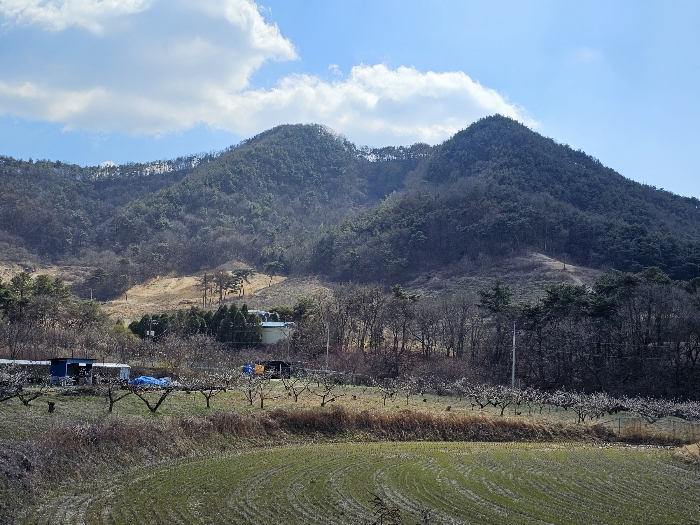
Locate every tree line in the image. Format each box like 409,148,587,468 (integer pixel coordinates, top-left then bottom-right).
0,271,107,360
3,364,699,428
127,303,264,347
280,268,700,399
3,264,699,400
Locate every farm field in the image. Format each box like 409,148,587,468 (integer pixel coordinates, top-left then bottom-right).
21,441,700,525
2,382,700,443
3,381,700,524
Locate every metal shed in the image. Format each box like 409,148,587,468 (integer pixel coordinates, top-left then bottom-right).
50,358,94,386
92,362,131,381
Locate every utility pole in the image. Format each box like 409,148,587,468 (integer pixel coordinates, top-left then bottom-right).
512,321,516,389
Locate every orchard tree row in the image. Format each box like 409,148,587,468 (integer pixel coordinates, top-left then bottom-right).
3,365,699,430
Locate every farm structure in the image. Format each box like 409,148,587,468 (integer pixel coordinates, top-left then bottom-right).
93,362,132,381
238,361,292,378
0,358,50,382
0,358,130,385
50,358,94,386
262,360,292,378
249,310,294,344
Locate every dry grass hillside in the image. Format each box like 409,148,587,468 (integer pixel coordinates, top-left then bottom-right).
1,251,601,321
102,269,284,322
104,252,600,320
412,251,602,303
0,260,331,321
99,262,332,321
0,262,90,288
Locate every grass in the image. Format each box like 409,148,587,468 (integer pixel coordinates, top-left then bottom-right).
21,442,700,525
3,384,699,524
3,382,698,443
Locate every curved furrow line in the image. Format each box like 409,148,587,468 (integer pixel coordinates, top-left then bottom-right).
23,443,700,525
224,456,298,524
377,454,487,524
315,456,366,520
481,453,622,524
287,453,366,524
527,454,657,521
442,452,587,524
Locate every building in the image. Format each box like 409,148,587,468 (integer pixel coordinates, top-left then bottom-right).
1,358,131,385
50,358,94,386
249,310,294,345
92,362,131,381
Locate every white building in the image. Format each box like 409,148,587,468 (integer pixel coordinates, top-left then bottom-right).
249,310,294,345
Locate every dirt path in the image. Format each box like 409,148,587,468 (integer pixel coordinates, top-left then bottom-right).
527,252,592,285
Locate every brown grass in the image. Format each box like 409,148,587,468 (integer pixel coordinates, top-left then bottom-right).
36,406,616,464
0,442,39,524
267,406,614,442
100,264,288,320
616,427,684,446
413,251,603,304
15,404,616,508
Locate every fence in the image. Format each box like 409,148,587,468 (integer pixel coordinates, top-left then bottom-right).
599,416,700,442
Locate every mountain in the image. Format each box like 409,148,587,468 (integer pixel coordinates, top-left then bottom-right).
1,116,700,299
0,152,211,259
312,116,700,282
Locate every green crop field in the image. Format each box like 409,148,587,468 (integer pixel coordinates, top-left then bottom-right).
22,442,700,525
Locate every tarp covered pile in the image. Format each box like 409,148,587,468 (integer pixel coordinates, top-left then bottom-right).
129,376,171,386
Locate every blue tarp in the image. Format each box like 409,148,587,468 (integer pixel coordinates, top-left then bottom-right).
129,376,171,386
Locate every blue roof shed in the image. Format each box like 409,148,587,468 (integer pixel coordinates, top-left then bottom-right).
50,358,94,386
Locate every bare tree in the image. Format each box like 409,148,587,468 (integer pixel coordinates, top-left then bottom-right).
0,365,24,404
97,376,132,412
256,373,282,409
16,379,49,407
413,302,441,357
188,372,234,409
375,378,400,406
308,373,345,407
197,271,214,307
399,376,423,406
281,375,311,402
0,319,36,360
238,373,264,407
130,383,179,413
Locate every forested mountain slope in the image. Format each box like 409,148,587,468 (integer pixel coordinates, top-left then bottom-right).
1,116,700,298
429,115,700,238
312,116,700,282
0,153,211,259
89,125,427,297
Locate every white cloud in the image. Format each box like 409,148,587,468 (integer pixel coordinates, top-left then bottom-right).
212,65,535,145
0,1,533,147
328,64,343,78
0,0,151,33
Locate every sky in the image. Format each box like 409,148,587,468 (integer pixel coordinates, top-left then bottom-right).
1,1,699,198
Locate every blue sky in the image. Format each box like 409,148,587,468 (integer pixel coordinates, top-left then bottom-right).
1,1,699,198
